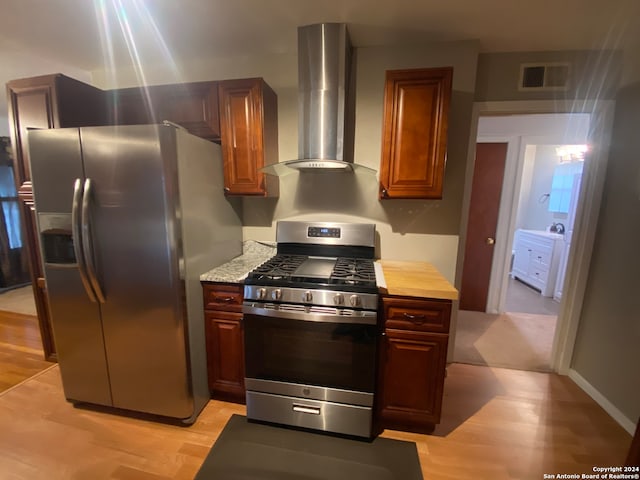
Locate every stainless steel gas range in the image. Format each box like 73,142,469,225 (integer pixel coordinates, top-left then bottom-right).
242,221,379,438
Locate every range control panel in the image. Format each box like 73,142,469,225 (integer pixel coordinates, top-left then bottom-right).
308,226,341,238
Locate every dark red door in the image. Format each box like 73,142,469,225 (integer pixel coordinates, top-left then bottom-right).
459,143,508,311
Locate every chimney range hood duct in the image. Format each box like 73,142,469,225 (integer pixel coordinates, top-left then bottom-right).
263,23,375,175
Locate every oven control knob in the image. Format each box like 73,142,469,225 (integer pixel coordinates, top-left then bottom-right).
333,293,344,305
349,295,362,307
303,291,313,303
272,289,282,301
257,288,267,300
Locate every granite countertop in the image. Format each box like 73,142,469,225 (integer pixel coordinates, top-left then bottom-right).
200,240,276,283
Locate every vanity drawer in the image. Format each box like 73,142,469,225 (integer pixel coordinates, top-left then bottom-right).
529,266,549,285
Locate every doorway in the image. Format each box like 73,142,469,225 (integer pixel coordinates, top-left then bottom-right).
454,113,591,372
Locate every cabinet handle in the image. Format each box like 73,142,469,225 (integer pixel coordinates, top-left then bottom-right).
403,312,426,323
213,296,235,303
381,187,388,198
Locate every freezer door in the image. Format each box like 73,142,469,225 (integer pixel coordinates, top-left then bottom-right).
28,129,112,406
79,125,194,419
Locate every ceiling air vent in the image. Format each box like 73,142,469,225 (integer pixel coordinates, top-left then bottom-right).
519,63,570,91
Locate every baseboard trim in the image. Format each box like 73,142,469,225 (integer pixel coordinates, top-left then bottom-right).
568,368,636,435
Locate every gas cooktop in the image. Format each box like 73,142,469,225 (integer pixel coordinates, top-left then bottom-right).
245,254,377,293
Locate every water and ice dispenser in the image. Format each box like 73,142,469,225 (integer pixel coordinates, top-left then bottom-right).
38,213,76,265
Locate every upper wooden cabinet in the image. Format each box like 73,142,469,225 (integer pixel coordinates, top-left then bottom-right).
110,77,279,196
379,67,453,200
107,81,221,141
6,73,108,361
218,78,279,196
7,74,108,185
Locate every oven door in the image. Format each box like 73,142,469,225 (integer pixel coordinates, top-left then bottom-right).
243,303,378,397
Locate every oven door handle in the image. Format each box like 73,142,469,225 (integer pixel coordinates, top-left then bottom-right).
242,304,377,325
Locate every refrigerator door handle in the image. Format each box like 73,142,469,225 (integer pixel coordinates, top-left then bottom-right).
81,178,106,303
72,178,97,303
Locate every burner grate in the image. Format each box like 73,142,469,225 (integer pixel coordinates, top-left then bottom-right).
245,254,377,289
247,254,307,280
329,258,376,286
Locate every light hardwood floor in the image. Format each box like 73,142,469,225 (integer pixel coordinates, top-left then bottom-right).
0,309,53,392
0,310,633,477
0,361,632,479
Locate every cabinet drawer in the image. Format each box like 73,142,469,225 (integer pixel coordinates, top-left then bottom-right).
203,283,243,312
382,297,451,333
529,266,549,284
531,249,551,268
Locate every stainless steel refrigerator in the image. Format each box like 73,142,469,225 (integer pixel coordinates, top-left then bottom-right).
28,123,242,423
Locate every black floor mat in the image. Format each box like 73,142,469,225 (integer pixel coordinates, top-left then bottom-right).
195,415,423,480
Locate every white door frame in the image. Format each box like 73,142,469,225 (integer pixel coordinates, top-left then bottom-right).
455,99,616,374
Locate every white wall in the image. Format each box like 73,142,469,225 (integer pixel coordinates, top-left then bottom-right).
92,40,480,282
570,82,640,428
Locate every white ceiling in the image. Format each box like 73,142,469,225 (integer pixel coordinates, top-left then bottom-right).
3,0,640,69
1,0,639,115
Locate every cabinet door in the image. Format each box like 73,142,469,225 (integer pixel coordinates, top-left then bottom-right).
19,187,55,358
7,74,105,361
379,67,453,199
218,78,279,196
8,78,56,358
107,88,157,125
157,83,220,140
204,311,245,403
108,82,221,141
379,329,448,429
512,242,531,278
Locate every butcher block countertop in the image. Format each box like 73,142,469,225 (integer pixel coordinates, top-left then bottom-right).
378,260,459,301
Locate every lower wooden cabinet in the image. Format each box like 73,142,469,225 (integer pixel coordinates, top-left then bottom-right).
200,282,454,426
202,282,245,404
377,296,452,432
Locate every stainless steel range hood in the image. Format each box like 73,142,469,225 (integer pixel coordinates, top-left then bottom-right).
263,23,375,176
